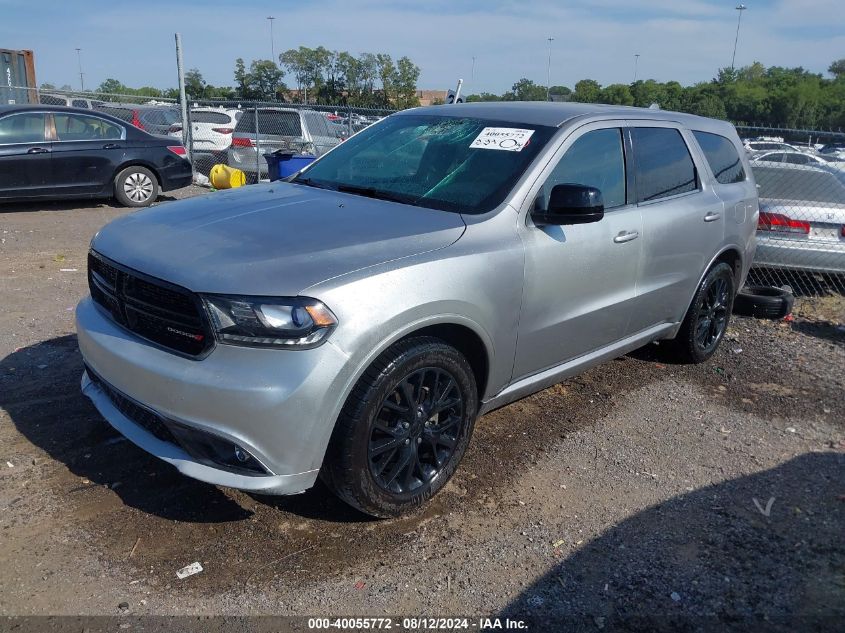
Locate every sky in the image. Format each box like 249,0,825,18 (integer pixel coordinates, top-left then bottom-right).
1,0,843,95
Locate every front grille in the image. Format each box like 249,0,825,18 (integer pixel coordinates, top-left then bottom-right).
88,251,212,357
86,366,178,446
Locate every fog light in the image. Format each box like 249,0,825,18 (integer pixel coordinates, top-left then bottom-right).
166,423,269,476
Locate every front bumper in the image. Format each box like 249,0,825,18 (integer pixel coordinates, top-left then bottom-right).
76,296,353,495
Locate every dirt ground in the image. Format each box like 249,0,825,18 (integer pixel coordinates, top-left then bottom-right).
1,189,843,631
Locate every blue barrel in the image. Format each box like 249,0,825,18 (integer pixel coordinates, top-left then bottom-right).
263,152,317,181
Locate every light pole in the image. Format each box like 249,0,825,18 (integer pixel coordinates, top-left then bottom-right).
471,56,476,83
267,16,276,61
546,37,554,101
731,4,747,71
75,48,84,91
633,53,640,83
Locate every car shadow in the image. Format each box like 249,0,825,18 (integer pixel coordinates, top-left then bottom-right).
500,452,845,631
791,319,845,347
0,335,251,523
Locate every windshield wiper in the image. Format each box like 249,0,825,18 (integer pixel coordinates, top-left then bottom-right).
336,184,412,204
291,177,335,191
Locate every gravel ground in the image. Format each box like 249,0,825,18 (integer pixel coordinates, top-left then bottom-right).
1,189,843,631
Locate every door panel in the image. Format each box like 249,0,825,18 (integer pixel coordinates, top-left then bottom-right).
0,112,52,198
50,113,125,194
514,124,643,380
627,124,725,332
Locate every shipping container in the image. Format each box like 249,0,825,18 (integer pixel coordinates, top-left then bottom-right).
1,48,37,105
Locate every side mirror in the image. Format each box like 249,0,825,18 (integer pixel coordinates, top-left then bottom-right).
532,184,605,226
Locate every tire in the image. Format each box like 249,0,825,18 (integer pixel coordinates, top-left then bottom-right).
671,262,735,363
114,166,159,207
322,336,478,518
733,286,794,319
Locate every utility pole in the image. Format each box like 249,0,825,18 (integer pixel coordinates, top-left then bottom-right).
546,37,554,101
731,4,747,71
471,56,476,83
267,16,276,61
633,53,640,83
75,48,84,91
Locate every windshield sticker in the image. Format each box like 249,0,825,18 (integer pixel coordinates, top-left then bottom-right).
470,127,535,152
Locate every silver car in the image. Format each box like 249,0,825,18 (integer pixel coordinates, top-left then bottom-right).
76,103,757,517
751,160,845,274
227,107,343,181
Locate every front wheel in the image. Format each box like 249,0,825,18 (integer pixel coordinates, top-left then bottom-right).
671,262,735,363
322,337,478,518
114,166,159,207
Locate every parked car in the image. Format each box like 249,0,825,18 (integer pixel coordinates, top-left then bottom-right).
751,150,845,168
0,104,192,207
227,107,343,181
76,103,757,516
751,161,845,275
39,93,105,110
743,140,815,155
94,103,181,136
819,143,845,160
168,107,242,171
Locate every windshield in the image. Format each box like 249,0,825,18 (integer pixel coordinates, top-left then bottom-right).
294,114,557,214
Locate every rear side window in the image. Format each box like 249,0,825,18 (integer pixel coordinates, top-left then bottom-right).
190,111,231,125
0,112,46,143
783,153,810,165
632,127,697,202
54,113,123,141
693,131,745,184
235,110,302,136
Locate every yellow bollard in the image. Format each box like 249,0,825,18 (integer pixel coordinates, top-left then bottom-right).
209,164,246,189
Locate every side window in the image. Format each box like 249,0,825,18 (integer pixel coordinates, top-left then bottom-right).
783,153,810,165
0,113,46,143
692,131,745,184
760,153,785,163
539,128,627,210
632,127,697,202
54,114,123,141
71,99,90,109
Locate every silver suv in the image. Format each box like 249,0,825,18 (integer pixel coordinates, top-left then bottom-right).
76,103,757,517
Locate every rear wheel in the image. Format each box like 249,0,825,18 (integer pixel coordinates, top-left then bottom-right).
114,166,159,207
671,262,735,363
322,337,478,518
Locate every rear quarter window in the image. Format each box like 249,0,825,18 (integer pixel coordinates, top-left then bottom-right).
632,127,698,202
693,131,746,184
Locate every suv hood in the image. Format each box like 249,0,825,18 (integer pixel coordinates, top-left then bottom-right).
92,183,466,296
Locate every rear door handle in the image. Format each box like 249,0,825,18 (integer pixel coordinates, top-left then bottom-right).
102,143,120,149
704,212,721,222
613,230,639,243
27,147,50,154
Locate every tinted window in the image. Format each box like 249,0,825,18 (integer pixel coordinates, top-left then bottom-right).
540,128,626,209
692,131,745,184
190,111,231,124
0,112,46,143
140,109,180,126
303,111,332,137
71,99,90,109
758,153,785,163
632,127,697,202
782,153,810,165
54,113,123,141
234,110,302,136
39,94,67,106
753,165,845,203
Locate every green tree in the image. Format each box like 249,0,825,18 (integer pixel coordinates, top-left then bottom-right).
393,56,421,109
510,78,546,101
184,68,206,98
248,60,285,100
827,58,845,79
97,78,128,96
601,83,634,105
572,79,602,103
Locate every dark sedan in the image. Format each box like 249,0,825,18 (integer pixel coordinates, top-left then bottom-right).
0,105,192,207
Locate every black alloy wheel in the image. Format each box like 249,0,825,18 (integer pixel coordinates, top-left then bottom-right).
694,275,730,353
368,367,463,494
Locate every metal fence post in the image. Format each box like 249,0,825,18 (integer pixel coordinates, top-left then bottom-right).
347,104,353,138
254,106,260,183
174,33,194,181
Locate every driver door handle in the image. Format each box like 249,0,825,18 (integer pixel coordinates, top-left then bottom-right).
704,211,721,222
27,146,50,154
102,143,120,149
613,230,639,244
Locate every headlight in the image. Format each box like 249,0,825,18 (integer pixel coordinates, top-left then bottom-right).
202,295,337,349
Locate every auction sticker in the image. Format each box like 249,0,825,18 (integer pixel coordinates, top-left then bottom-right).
470,127,535,151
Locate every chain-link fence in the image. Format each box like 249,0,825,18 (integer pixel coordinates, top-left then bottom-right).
736,125,845,297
